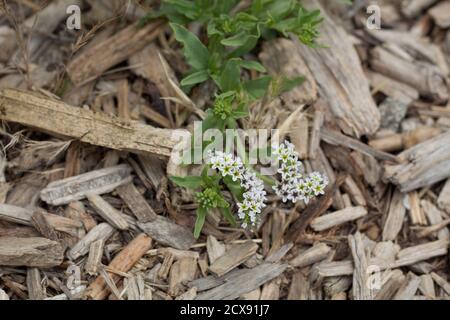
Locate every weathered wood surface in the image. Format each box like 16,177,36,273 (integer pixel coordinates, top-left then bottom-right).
295,0,380,138
40,165,132,206
0,237,64,268
138,216,196,250
0,89,184,158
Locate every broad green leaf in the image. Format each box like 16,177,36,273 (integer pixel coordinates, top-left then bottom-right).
221,32,252,47
170,23,210,70
218,59,241,92
194,207,207,238
180,69,209,86
170,176,203,189
243,76,272,99
240,60,266,72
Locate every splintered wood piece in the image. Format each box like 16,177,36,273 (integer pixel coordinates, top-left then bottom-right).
311,206,368,232
430,272,450,295
366,71,419,105
67,20,164,85
309,105,324,160
289,243,331,268
429,1,450,28
116,182,157,222
321,129,396,162
0,204,33,226
390,240,449,268
40,164,132,206
196,263,288,300
209,241,259,277
0,89,184,159
421,200,450,240
260,279,281,300
31,209,59,241
69,223,115,260
375,270,405,300
138,216,196,250
382,190,406,241
295,0,380,137
0,237,64,268
259,38,317,106
438,179,450,213
87,194,129,230
408,192,427,225
290,115,309,159
370,47,448,102
402,0,439,18
287,272,309,300
168,258,197,296
206,235,226,265
394,272,421,300
87,233,152,300
419,274,436,298
349,232,373,300
85,239,105,276
384,131,450,192
0,289,9,300
317,261,354,277
265,242,293,263
27,268,45,300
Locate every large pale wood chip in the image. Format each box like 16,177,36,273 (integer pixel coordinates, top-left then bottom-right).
382,190,406,241
0,89,184,159
0,237,64,268
0,204,33,226
138,216,196,250
311,206,368,232
195,263,288,300
384,131,450,192
40,164,132,206
209,241,259,277
27,268,45,300
289,243,331,268
349,232,373,300
394,272,421,300
168,258,198,296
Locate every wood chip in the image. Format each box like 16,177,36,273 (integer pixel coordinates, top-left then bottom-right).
0,237,64,268
27,268,45,300
311,206,368,232
116,182,157,222
69,223,115,260
85,239,105,276
0,89,183,159
382,190,406,241
138,216,196,250
40,164,132,206
289,243,331,268
349,232,373,300
87,194,129,230
209,241,259,277
87,233,152,300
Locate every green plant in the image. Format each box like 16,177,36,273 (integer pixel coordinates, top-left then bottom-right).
141,0,329,238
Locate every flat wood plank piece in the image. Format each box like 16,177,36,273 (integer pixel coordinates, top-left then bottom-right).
40,164,132,206
0,237,64,268
311,206,368,232
138,216,196,250
69,223,115,260
116,182,157,222
87,194,129,230
209,241,259,277
0,89,184,159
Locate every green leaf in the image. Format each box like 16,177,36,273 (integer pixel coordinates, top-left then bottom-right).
240,60,266,72
274,75,305,96
170,176,203,189
218,59,241,92
220,207,237,226
180,69,209,86
223,175,244,200
221,32,252,47
194,206,207,238
170,23,210,70
243,76,272,99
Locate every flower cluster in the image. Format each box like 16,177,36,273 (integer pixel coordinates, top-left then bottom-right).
272,141,328,204
207,151,266,228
